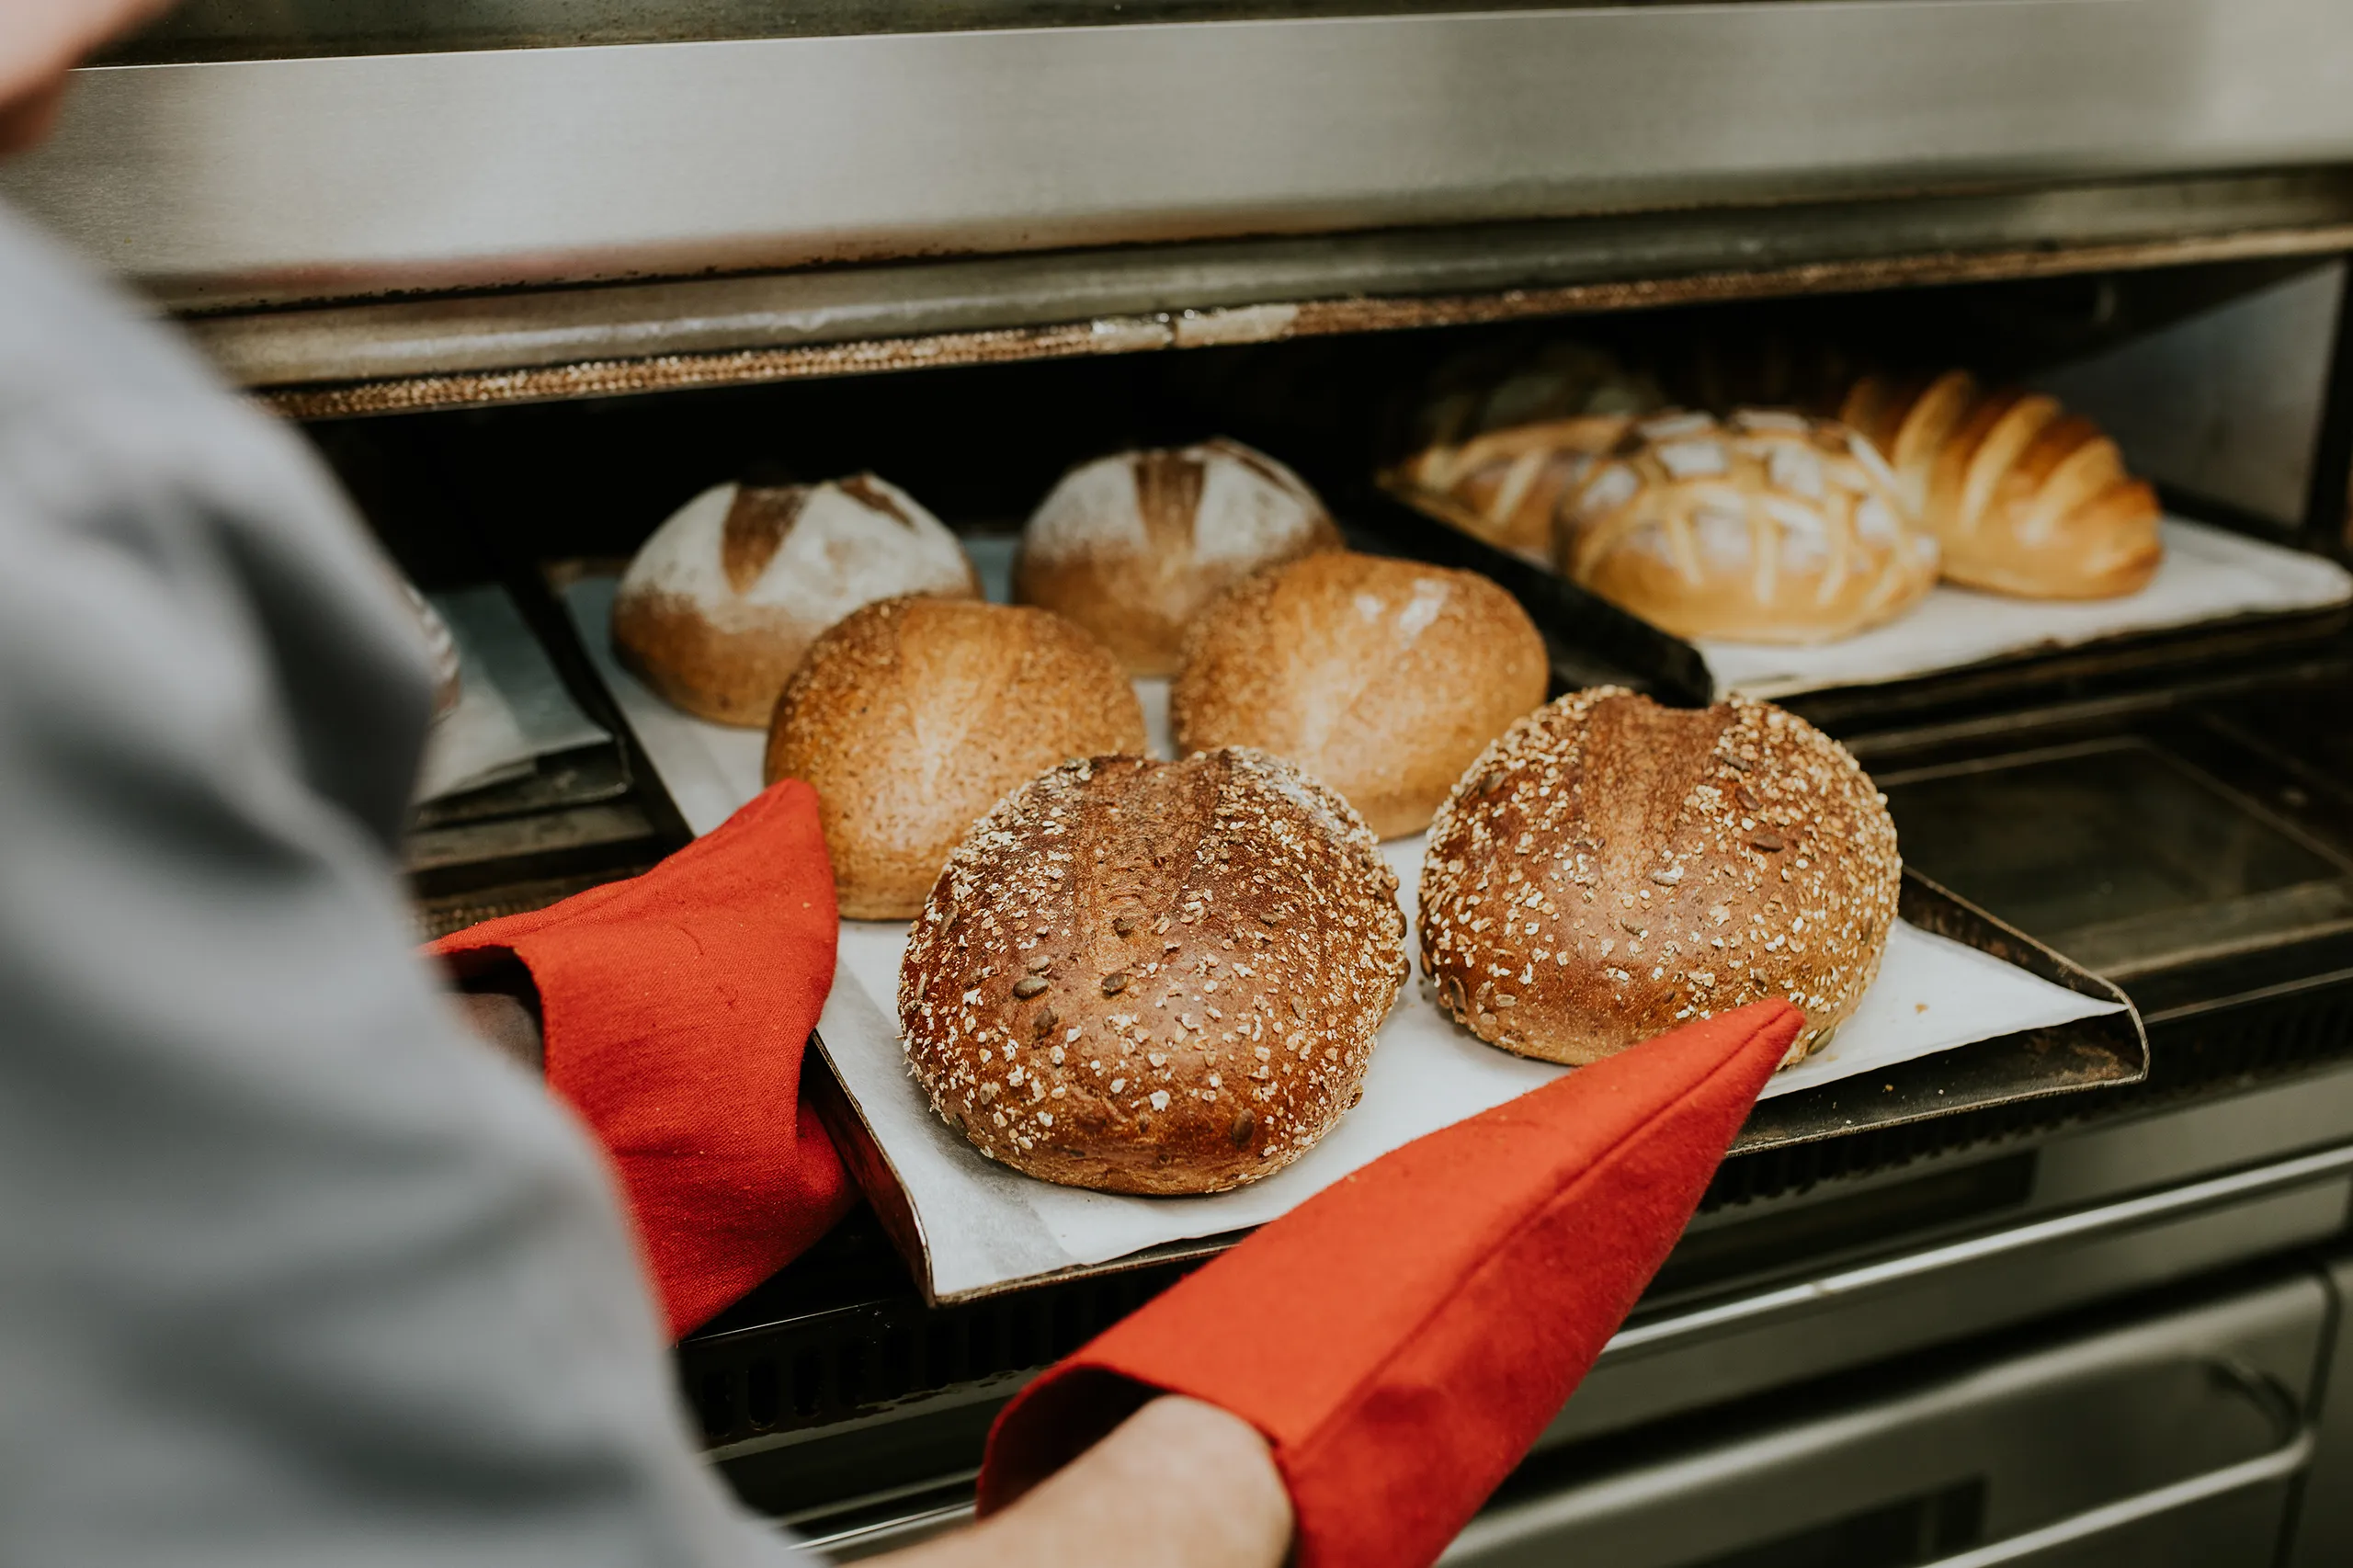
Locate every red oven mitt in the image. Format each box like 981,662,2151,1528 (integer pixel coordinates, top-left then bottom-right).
979,997,1802,1568
432,779,855,1338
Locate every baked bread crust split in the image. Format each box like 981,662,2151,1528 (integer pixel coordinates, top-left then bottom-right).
764,597,1145,920
1558,410,1940,644
1419,687,1900,1068
1014,438,1342,676
613,475,979,725
898,747,1408,1194
1171,551,1551,840
1842,370,2164,599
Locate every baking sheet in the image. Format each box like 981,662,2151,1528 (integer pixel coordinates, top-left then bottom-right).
416,585,611,802
1696,517,2353,700
562,569,2125,1301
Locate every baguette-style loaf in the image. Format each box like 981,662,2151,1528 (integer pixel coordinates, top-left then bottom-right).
1420,687,1899,1067
1014,438,1341,676
1171,551,1550,839
1554,410,1939,644
614,475,978,725
899,747,1408,1195
1841,370,2164,598
764,597,1145,920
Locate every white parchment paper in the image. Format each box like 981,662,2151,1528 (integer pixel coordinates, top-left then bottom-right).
564,574,2122,1300
1697,517,2352,700
415,585,609,802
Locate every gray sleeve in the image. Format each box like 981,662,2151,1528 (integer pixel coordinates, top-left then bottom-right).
0,359,806,1563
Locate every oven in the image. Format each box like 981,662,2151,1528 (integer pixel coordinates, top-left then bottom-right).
25,3,2353,1562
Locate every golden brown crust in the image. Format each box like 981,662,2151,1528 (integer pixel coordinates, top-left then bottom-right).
764,597,1147,919
1170,551,1551,839
898,748,1408,1194
1419,687,1900,1067
1841,371,2164,599
613,476,980,726
1014,439,1343,676
611,588,797,726
1386,415,1635,560
1551,410,1939,644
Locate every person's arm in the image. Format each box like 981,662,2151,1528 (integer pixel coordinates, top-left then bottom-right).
883,1397,1291,1568
438,956,1294,1568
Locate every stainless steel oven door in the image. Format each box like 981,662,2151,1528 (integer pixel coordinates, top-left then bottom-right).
1445,1273,2325,1568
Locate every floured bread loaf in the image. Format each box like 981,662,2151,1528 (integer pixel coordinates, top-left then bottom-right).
1014,438,1342,676
764,597,1146,920
1172,551,1550,839
1842,370,2164,598
397,579,463,722
1391,342,1663,561
899,747,1408,1194
1557,409,1939,643
613,475,978,725
1420,687,1900,1067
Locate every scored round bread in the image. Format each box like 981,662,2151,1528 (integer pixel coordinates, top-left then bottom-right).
1556,409,1940,643
1841,369,2163,598
613,474,979,725
1420,687,1900,1067
1171,551,1550,839
898,747,1408,1194
764,597,1146,919
1014,438,1342,676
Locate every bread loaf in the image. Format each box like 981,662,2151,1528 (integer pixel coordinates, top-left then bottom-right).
1841,370,2163,598
1555,410,1939,643
764,597,1145,919
1392,342,1662,561
1386,415,1636,562
398,579,463,722
1014,439,1342,676
1420,687,1899,1067
614,475,978,725
899,747,1408,1194
1171,551,1550,839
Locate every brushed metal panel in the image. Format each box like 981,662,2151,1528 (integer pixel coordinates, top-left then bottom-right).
14,0,2353,308
184,172,2353,397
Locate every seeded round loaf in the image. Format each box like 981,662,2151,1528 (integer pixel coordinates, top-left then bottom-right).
1171,551,1551,840
898,747,1409,1194
1014,438,1342,676
614,474,978,725
764,597,1146,919
1420,687,1900,1067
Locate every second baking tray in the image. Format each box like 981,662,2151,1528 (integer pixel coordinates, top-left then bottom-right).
1352,483,2353,734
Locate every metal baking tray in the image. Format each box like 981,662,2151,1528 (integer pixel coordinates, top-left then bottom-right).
805,862,2143,1306
1347,482,2353,737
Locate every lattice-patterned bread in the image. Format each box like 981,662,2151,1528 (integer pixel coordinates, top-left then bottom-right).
1841,370,2164,599
1389,343,1663,561
1555,410,1939,643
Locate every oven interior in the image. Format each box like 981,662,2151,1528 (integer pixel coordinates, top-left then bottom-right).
315,250,2353,1542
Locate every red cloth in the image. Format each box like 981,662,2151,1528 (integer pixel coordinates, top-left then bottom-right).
433,780,854,1338
979,998,1802,1568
